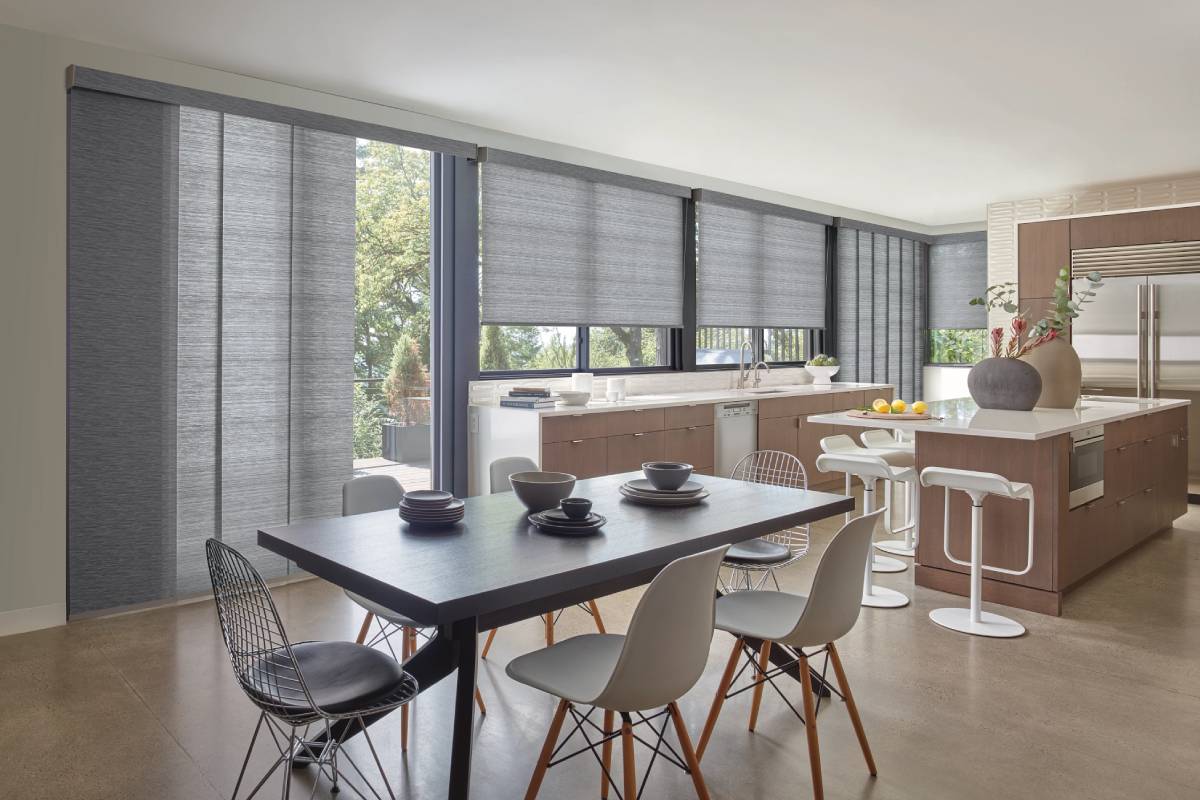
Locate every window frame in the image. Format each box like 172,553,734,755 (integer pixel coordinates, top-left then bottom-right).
478,326,683,378
924,327,988,367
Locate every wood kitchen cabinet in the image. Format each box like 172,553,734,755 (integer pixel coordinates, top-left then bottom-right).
541,437,608,479
1070,205,1200,250
606,431,666,473
1018,219,1071,300
665,425,714,472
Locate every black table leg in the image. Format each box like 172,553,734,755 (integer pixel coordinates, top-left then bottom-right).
446,616,479,800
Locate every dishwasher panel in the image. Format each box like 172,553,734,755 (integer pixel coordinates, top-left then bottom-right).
715,400,759,477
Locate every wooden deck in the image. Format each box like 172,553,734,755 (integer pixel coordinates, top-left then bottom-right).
352,457,432,491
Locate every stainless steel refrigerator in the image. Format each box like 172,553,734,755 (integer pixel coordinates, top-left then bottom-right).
1071,254,1200,497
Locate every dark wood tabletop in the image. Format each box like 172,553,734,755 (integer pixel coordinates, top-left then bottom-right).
258,471,853,629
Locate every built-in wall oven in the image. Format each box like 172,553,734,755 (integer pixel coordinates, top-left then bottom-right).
1069,425,1105,509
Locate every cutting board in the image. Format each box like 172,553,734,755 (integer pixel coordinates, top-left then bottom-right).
846,409,938,421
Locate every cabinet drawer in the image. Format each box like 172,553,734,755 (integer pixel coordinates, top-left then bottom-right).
835,391,866,411
759,394,835,419
604,408,666,436
758,416,799,458
542,438,608,479
1104,414,1149,451
606,430,666,474
665,403,714,430
542,413,608,443
664,425,714,470
1104,441,1137,501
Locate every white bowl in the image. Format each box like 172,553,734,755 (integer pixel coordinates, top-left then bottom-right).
556,390,591,406
805,365,840,385
509,471,577,512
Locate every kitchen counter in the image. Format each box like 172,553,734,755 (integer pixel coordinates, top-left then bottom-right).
808,396,1192,440
471,381,893,417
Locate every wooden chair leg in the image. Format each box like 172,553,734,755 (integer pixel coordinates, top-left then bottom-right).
474,687,487,716
588,600,607,634
544,613,555,646
798,653,824,800
668,703,711,800
523,699,570,800
600,709,615,800
697,636,742,761
620,715,638,800
355,611,375,645
748,640,772,732
828,642,876,776
481,628,499,660
400,626,412,751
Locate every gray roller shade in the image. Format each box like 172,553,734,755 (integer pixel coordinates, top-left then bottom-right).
928,234,987,329
695,192,828,328
68,88,354,615
480,152,685,327
835,227,926,400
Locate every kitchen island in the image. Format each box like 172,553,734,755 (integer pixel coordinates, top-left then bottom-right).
809,397,1191,615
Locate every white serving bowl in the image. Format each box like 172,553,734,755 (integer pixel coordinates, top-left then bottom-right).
805,365,840,385
556,390,591,406
509,471,577,512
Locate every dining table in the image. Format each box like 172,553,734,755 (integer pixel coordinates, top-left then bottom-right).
258,470,854,799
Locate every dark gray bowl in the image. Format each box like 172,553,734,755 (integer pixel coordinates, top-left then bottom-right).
559,497,593,520
510,471,577,512
641,461,694,491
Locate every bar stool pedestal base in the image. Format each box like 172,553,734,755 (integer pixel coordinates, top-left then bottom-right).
871,554,907,573
862,586,909,608
929,608,1025,638
874,541,915,557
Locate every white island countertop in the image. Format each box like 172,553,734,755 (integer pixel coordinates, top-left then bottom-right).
471,382,892,417
808,396,1191,440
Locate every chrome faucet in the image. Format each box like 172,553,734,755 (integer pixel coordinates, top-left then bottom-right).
736,339,755,389
751,361,770,388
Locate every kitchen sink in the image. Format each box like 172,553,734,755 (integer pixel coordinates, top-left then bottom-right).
743,388,785,394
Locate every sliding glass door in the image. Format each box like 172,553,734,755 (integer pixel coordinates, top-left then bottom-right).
352,140,433,491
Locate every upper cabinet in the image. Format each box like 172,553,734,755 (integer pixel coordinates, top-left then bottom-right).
1070,206,1200,250
1017,219,1070,300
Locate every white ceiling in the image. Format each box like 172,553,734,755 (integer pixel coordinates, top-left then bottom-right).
4,0,1199,226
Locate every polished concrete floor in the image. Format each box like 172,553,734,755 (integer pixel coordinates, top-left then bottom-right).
3,503,1199,800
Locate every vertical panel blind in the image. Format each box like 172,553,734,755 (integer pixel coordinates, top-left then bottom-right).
836,227,927,400
479,150,686,327
68,88,355,614
694,191,830,328
928,234,988,329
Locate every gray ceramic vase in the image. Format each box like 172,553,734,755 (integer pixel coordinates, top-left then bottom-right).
968,357,1043,411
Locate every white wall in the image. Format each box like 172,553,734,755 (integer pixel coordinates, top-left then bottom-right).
0,22,983,634
922,366,971,402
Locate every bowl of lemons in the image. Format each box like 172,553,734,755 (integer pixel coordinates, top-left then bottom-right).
868,398,929,417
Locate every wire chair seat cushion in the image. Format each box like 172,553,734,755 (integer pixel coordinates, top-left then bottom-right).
724,538,793,564
243,640,418,719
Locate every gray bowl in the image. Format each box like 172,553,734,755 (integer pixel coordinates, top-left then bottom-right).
510,471,577,512
641,461,694,491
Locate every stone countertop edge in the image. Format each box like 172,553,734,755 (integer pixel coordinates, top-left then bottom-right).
807,397,1192,441
470,382,895,417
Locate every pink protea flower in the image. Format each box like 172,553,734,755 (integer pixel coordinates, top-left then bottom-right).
990,326,1005,358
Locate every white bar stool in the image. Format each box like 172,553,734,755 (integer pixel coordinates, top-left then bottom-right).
859,430,918,557
919,467,1035,638
815,451,910,608
819,435,908,573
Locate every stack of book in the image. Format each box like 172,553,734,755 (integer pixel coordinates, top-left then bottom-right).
500,386,555,409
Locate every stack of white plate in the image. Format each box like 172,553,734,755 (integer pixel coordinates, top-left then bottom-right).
399,489,465,527
618,478,710,507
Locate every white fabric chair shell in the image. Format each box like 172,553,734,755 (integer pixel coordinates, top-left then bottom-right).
342,474,405,516
489,456,539,494
507,544,730,712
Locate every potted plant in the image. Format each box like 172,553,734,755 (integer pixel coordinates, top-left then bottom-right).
381,335,431,463
805,354,840,385
972,269,1103,408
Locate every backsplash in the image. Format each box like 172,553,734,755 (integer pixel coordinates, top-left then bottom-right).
469,367,813,405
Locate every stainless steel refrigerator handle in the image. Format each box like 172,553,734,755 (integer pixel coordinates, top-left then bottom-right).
1149,283,1160,399
1137,282,1147,399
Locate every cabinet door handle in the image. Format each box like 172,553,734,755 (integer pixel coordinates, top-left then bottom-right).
633,432,644,437
570,439,583,444
1117,498,1129,507
687,425,698,431
1117,445,1129,453
1144,487,1155,494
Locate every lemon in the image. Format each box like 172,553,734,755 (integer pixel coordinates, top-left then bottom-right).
912,400,928,415
871,398,890,414
891,399,907,414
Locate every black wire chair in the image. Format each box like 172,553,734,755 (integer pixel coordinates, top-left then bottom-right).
206,539,418,800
